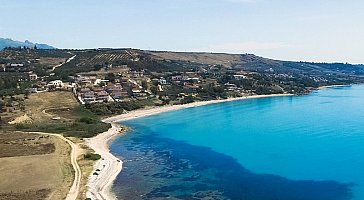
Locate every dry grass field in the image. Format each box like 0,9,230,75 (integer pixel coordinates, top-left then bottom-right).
150,51,242,67
5,91,79,125
0,132,73,200
38,57,66,67
0,189,51,200
23,91,79,122
0,132,55,157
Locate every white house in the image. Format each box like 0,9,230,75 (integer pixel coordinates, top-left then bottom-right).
233,75,247,81
10,63,24,67
159,78,167,85
131,71,144,78
29,73,38,81
47,80,64,89
1,64,5,72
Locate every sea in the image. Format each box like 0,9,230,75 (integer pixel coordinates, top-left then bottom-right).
110,85,364,200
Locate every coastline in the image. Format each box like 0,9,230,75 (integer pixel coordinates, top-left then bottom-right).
85,93,293,199
104,93,293,123
85,124,124,200
317,84,350,89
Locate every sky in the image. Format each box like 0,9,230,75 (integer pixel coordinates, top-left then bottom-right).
1,0,364,63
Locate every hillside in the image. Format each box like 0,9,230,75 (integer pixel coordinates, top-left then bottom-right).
0,38,55,50
148,50,364,75
1,47,364,126
1,48,364,102
148,51,242,67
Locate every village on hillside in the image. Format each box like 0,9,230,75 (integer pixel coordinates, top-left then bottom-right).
1,48,363,123
1,61,258,104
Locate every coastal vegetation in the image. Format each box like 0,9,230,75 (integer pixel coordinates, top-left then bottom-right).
2,91,110,138
14,118,110,138
12,105,111,138
84,153,102,160
84,99,156,116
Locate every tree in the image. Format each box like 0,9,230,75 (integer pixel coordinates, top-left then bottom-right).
150,86,158,95
105,73,116,83
142,80,149,90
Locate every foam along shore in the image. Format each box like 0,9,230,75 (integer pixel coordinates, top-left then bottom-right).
85,93,293,200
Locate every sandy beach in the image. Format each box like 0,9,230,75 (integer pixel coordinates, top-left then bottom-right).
85,93,293,199
86,124,124,200
318,84,350,89
104,94,293,123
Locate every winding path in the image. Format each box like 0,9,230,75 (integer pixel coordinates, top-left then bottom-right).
62,135,81,200
49,53,76,72
23,131,81,200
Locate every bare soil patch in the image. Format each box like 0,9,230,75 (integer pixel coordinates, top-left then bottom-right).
45,107,76,120
38,57,66,66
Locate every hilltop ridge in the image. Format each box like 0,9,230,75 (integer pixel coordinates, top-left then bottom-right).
0,38,55,50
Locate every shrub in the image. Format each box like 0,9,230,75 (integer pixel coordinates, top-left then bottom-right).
79,117,96,124
84,153,102,160
14,121,111,138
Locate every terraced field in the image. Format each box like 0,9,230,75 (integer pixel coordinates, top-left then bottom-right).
76,49,140,66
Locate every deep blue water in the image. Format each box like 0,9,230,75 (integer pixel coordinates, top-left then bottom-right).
110,85,364,200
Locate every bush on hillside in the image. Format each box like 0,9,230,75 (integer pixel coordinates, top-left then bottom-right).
84,153,101,160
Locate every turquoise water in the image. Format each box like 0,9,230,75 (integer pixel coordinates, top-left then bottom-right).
111,85,364,200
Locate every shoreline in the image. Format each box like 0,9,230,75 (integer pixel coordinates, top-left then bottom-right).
85,123,124,200
317,84,350,89
85,93,293,199
104,93,293,123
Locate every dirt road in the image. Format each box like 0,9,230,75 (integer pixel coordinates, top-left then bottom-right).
49,53,76,72
26,132,81,200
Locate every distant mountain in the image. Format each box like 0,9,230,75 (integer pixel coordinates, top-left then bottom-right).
0,38,55,50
